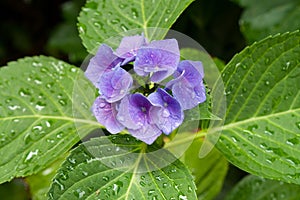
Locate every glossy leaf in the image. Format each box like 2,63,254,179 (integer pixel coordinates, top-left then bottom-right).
234,0,300,43
78,0,195,53
216,31,300,184
0,56,101,183
48,135,197,199
225,175,300,200
26,154,69,200
166,133,228,200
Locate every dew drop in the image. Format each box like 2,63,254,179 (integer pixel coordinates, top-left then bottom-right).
34,78,42,85
58,99,67,106
248,150,257,157
111,19,120,24
120,24,128,32
265,58,270,64
259,143,267,149
74,188,86,198
119,3,125,8
102,176,109,182
162,109,170,117
264,127,274,136
19,88,31,97
139,181,146,187
266,157,276,164
286,138,299,146
35,101,46,111
32,61,42,67
148,189,155,196
179,194,188,200
78,23,86,34
231,136,238,143
247,124,258,131
46,138,55,143
265,81,270,85
56,132,63,139
112,181,123,195
99,102,106,108
81,171,88,176
25,149,39,162
187,185,193,193
93,22,102,29
296,122,300,129
131,8,138,19
117,116,124,122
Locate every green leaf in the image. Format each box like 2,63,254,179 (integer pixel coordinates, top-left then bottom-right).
78,0,195,53
0,56,101,183
48,135,197,199
26,153,69,200
225,175,300,200
215,31,300,184
234,0,300,43
166,133,228,200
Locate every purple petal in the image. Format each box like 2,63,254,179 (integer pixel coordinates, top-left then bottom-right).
98,67,133,103
134,39,180,82
166,60,206,110
116,35,147,64
92,96,124,134
117,94,162,144
128,125,162,145
85,44,123,87
148,88,183,134
117,94,152,129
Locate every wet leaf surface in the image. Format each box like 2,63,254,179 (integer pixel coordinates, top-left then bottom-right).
48,135,197,200
216,31,300,184
0,56,101,183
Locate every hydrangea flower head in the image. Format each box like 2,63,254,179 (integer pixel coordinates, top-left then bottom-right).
85,34,206,145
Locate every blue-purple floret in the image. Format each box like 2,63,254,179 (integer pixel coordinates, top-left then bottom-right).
85,34,206,145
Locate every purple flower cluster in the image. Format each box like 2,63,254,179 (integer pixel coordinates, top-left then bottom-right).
85,35,206,144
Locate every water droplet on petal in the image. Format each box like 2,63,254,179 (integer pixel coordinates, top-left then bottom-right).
162,109,170,117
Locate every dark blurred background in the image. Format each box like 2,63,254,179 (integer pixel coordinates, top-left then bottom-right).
0,0,247,199
0,0,246,67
